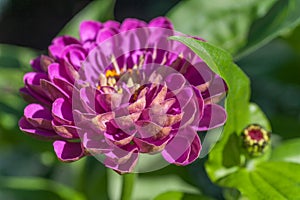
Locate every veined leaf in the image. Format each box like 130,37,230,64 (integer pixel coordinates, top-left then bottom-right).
219,162,300,199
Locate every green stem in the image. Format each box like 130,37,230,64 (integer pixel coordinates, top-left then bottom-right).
75,158,88,193
121,173,136,200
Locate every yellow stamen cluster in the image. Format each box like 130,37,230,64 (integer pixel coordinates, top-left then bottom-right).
105,69,119,78
96,51,168,92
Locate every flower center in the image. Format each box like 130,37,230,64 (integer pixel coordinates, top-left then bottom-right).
248,129,264,141
97,55,145,92
243,124,269,143
105,69,120,88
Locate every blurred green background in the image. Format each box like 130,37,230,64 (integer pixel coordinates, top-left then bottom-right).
0,0,299,199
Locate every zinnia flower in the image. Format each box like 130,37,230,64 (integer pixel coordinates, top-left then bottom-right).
19,17,227,173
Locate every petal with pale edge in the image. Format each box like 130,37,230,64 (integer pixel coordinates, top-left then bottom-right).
19,117,58,140
52,98,74,124
162,127,201,165
52,120,79,139
104,144,139,174
198,104,227,131
53,140,85,162
24,104,52,130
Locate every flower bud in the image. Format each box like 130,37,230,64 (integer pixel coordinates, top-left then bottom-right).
242,124,271,156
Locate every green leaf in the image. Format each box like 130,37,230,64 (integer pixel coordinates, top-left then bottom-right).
270,138,300,164
219,162,300,199
236,0,300,59
169,36,251,181
249,103,272,130
218,168,262,200
154,191,183,200
0,67,26,95
58,0,116,37
167,0,276,54
284,24,300,53
154,191,214,200
0,44,39,134
0,176,86,200
0,44,38,97
0,44,39,70
222,133,241,168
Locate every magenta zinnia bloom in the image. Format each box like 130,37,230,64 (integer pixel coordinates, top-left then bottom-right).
19,17,227,173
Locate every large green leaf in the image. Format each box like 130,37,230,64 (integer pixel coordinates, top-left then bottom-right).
58,0,116,37
219,162,300,199
236,0,300,59
167,0,276,54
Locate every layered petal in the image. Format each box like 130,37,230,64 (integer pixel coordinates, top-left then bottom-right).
120,18,147,31
198,104,227,131
162,127,201,165
24,103,52,130
149,17,173,29
53,140,85,162
104,144,139,174
52,98,74,124
80,20,103,42
61,44,87,70
19,117,58,140
49,36,81,59
52,120,79,139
